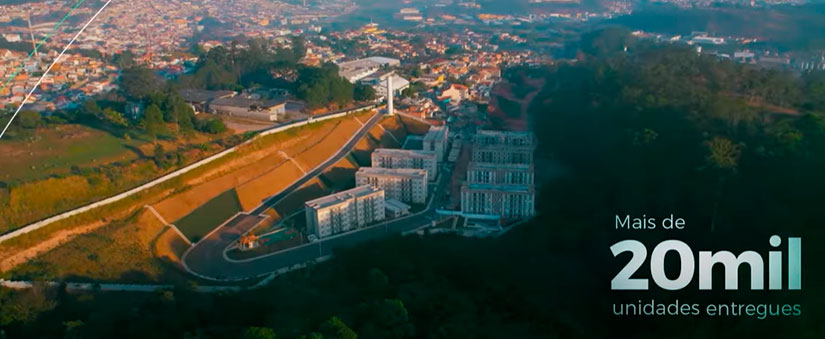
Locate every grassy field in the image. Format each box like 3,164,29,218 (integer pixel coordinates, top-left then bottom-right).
270,179,331,217
235,161,304,211
151,226,190,269
174,190,242,242
0,125,140,183
153,152,288,222
1,210,189,283
0,124,217,183
0,160,160,234
398,115,432,135
0,124,227,234
291,119,362,170
318,156,359,191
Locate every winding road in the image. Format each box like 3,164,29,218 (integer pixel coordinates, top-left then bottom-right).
182,112,448,281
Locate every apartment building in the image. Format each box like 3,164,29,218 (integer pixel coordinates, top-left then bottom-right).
356,167,428,204
423,125,450,162
466,163,534,186
474,130,536,148
460,183,536,219
461,130,537,220
472,145,534,165
305,185,386,239
472,130,536,165
371,148,438,181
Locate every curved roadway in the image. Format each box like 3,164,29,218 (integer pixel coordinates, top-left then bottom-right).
182,112,448,281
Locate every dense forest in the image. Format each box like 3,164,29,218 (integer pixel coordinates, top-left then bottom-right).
2,30,825,338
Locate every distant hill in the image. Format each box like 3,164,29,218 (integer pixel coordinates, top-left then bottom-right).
353,0,604,15
610,3,825,51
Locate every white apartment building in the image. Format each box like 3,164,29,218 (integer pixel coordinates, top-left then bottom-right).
305,185,386,239
460,183,536,219
461,130,537,220
371,148,438,181
467,163,534,186
356,167,428,204
472,130,535,165
423,125,449,162
472,145,534,165
475,130,535,147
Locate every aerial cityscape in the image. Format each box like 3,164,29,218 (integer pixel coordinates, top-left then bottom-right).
1,0,825,338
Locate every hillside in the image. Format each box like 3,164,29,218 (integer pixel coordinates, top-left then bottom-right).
610,3,825,51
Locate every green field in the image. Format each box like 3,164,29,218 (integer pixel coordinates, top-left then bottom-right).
0,124,142,182
174,189,243,242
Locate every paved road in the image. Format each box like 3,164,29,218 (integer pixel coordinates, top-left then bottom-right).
182,112,448,281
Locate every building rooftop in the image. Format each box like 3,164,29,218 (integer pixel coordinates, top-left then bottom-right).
179,89,236,103
357,167,428,179
385,198,411,211
211,97,286,109
373,148,437,158
305,185,383,210
468,162,533,171
464,183,534,193
423,125,448,142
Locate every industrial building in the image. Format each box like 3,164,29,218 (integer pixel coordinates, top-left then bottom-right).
337,56,401,83
209,97,287,122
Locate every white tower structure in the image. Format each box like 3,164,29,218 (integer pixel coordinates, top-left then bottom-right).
387,75,394,116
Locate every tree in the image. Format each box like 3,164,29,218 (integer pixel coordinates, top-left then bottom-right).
111,51,136,69
142,104,165,139
357,299,414,338
706,136,741,170
241,327,277,339
195,117,227,134
0,285,57,327
101,108,129,128
330,78,355,107
319,316,357,339
121,67,164,100
354,84,376,102
577,27,634,58
17,110,41,129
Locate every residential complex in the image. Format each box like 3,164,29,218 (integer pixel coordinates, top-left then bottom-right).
356,167,428,204
371,148,438,181
305,185,386,239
